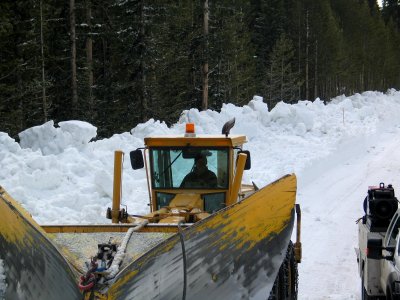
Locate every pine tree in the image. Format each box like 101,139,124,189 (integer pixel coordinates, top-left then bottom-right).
382,0,400,32
266,33,298,107
249,0,287,96
44,1,71,123
141,1,207,119
0,0,53,136
208,0,257,108
1,0,400,137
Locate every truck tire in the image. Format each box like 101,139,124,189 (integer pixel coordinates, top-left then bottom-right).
387,282,400,300
268,241,298,300
268,263,285,300
361,270,375,300
386,286,392,300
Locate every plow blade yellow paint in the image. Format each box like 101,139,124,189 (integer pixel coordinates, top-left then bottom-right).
0,174,296,300
109,174,297,299
0,186,81,300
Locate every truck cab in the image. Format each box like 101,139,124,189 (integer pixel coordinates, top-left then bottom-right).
377,212,400,299
357,183,400,299
126,122,253,225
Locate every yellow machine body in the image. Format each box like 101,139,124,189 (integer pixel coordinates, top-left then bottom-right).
0,126,301,300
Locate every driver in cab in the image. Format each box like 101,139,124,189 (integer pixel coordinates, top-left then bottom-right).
180,153,217,188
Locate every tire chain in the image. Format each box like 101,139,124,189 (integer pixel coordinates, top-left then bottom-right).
268,241,299,300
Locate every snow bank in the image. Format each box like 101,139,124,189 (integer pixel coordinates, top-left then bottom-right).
130,119,170,139
1,90,400,224
19,120,96,155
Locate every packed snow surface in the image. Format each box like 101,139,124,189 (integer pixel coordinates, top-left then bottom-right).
2,89,400,298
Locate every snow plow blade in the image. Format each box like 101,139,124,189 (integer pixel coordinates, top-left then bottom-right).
0,187,81,300
107,174,297,299
0,174,297,299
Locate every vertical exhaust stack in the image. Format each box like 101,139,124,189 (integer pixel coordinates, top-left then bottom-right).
222,118,235,137
295,204,302,263
228,153,247,206
112,150,124,223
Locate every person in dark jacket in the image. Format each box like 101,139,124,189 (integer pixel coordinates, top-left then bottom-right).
181,154,217,188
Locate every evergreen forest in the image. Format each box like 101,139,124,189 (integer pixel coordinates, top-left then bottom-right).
1,0,400,138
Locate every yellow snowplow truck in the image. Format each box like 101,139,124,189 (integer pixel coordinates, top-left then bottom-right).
0,120,301,300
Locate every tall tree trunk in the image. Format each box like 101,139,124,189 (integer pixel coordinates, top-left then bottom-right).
40,0,47,122
305,9,309,100
298,14,301,99
13,23,24,131
18,72,24,131
280,56,284,101
269,64,273,107
86,0,94,118
314,39,318,99
139,0,147,122
361,33,366,91
70,0,78,117
202,0,209,111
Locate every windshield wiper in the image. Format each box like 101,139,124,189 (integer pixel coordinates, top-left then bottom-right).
160,150,183,179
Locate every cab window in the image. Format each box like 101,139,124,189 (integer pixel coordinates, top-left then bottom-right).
150,147,229,189
203,192,226,213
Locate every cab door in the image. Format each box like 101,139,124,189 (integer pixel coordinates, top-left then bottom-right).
394,234,400,275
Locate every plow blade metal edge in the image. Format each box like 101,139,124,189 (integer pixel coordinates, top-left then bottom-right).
0,187,81,300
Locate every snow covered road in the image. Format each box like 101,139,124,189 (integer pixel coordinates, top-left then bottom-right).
298,125,400,299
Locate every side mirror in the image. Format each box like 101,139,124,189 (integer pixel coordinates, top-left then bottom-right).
367,238,383,259
130,149,144,170
238,150,251,170
383,245,395,260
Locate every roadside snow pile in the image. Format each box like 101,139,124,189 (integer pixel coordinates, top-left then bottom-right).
1,90,400,224
0,259,6,299
19,120,97,155
130,119,170,139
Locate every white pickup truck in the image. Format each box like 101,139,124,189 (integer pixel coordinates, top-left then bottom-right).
357,183,400,300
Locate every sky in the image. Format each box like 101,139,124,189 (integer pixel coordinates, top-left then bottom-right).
2,89,400,298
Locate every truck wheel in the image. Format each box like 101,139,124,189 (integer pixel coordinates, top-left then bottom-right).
387,282,400,300
268,263,285,300
268,241,298,300
362,285,373,300
386,286,393,300
361,270,375,300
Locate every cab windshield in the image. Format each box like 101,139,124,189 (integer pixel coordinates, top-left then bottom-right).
150,147,229,189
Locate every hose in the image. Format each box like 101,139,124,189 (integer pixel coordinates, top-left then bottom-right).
106,220,149,279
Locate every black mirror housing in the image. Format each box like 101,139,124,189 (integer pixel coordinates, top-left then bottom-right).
238,150,251,170
130,149,144,170
367,238,383,259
